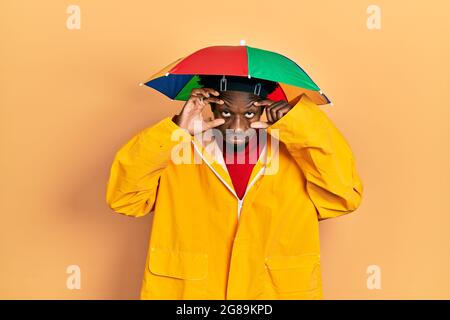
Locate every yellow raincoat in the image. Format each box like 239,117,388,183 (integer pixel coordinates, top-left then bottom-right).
105,94,363,300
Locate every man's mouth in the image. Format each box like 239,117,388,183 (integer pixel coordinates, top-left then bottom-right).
225,133,247,144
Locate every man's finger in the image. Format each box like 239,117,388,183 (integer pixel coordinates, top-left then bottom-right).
204,97,224,105
275,105,291,121
269,103,285,122
201,87,220,96
196,96,205,107
196,95,224,108
250,121,269,129
265,105,274,123
269,102,288,113
256,99,277,123
191,88,209,98
192,87,219,97
206,88,220,96
254,99,275,107
203,118,225,131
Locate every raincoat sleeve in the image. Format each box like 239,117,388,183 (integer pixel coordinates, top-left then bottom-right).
267,94,363,220
105,117,192,217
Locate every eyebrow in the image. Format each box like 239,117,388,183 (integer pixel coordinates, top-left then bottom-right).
220,99,259,108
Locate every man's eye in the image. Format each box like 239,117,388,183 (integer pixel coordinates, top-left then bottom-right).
244,112,255,119
221,111,231,118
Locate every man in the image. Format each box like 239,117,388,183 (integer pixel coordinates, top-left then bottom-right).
105,75,364,300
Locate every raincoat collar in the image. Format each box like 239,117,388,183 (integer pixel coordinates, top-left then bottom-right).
191,129,278,198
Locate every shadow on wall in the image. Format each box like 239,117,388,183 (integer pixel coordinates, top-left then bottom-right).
66,140,155,299
63,91,171,299
56,50,184,298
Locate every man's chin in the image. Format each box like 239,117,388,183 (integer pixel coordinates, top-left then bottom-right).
224,139,247,147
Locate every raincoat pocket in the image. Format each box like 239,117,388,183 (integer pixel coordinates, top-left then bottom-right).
148,247,208,280
264,253,320,293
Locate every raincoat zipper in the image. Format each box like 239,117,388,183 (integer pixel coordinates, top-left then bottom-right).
192,141,265,221
236,166,265,220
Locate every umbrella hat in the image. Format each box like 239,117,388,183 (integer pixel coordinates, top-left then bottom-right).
141,44,331,105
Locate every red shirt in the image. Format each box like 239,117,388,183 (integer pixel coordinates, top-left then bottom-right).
223,132,263,199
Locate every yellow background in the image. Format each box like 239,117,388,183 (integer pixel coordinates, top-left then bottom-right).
1,0,449,299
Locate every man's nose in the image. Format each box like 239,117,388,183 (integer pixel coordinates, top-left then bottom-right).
230,115,249,132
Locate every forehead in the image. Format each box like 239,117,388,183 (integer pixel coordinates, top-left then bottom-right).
218,90,261,109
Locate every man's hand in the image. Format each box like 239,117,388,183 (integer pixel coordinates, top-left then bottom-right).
250,99,293,129
173,88,225,135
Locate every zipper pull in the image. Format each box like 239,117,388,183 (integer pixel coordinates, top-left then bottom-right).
237,199,244,220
